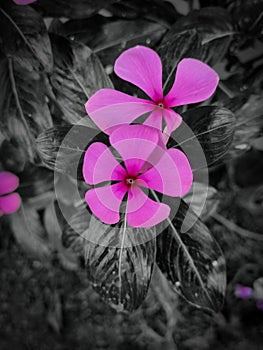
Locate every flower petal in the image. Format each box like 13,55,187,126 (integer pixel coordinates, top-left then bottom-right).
164,58,219,107
83,142,126,185
109,125,160,174
163,109,182,135
114,46,163,101
127,187,170,227
85,183,127,225
13,0,37,4
0,172,19,196
139,148,193,197
143,109,163,130
0,193,21,214
85,89,155,134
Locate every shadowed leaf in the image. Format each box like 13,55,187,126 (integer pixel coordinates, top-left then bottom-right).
168,106,236,167
157,200,226,312
158,7,233,91
0,0,53,73
62,207,156,312
10,205,52,262
50,34,113,123
33,0,116,19
0,53,53,162
36,124,105,179
53,16,167,66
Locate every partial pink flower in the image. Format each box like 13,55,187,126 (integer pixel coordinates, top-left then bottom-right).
85,46,219,137
13,0,37,4
235,284,253,299
82,125,193,227
0,172,21,217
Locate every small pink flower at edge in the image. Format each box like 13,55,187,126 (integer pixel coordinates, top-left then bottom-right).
0,172,21,217
85,46,219,137
82,125,193,228
235,284,253,299
13,0,37,4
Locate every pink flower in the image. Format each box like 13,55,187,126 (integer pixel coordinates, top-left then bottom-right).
13,0,37,4
82,125,193,227
235,284,253,299
0,172,21,217
85,46,219,137
256,299,263,311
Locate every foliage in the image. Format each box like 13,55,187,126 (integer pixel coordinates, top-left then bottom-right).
1,0,263,347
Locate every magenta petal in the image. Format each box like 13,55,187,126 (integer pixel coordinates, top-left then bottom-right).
83,142,126,185
163,109,182,135
85,183,127,225
0,193,21,214
109,125,160,174
235,285,253,299
85,89,155,134
139,148,193,197
114,46,163,101
164,58,219,107
143,109,163,130
127,187,170,227
13,0,37,4
0,172,19,196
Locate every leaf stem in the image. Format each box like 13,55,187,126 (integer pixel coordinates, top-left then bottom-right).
218,81,235,99
118,210,127,306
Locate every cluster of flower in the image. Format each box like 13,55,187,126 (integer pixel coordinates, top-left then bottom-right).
83,46,218,227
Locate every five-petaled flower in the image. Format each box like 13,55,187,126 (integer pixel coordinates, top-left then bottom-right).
82,125,193,227
0,172,21,217
85,46,219,138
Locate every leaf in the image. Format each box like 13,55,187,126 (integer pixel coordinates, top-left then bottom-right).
252,136,263,151
0,53,53,162
9,204,52,262
62,207,156,311
184,183,219,222
53,16,167,66
33,0,116,19
44,200,79,270
50,34,113,123
157,200,226,312
168,106,236,168
0,0,53,73
17,165,54,199
158,7,233,90
107,0,179,25
232,0,263,42
36,124,104,179
227,94,263,157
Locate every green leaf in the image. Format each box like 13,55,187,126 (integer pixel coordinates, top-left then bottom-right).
0,0,53,73
53,17,167,66
50,34,113,123
62,207,156,312
168,106,236,168
0,53,53,162
157,200,226,312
